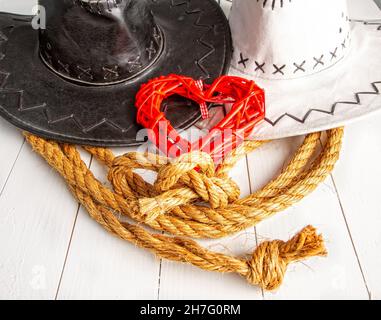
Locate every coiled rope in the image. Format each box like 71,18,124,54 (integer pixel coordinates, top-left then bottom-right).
24,127,343,290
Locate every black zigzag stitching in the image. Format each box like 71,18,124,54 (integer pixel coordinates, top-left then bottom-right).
265,82,381,126
0,87,135,133
0,20,124,134
1,11,379,132
170,0,220,79
257,0,292,10
350,19,381,31
363,22,381,31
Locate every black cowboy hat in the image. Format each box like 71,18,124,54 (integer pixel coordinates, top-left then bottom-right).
0,0,232,146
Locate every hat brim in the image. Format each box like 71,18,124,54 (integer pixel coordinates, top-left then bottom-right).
0,0,232,146
230,21,381,140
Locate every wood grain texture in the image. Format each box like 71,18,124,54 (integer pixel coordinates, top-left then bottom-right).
0,126,87,299
56,150,162,300
0,119,24,195
246,137,369,299
332,111,381,300
248,137,368,299
158,157,263,300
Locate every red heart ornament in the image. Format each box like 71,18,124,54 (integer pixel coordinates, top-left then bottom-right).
136,74,265,163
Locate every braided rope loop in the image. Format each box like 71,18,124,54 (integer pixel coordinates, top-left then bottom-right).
25,127,343,290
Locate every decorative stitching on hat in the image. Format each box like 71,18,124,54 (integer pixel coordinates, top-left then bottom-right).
0,3,230,141
0,85,132,135
171,0,228,79
232,0,352,78
264,81,381,126
102,66,120,81
41,1,227,84
238,53,249,68
126,55,143,73
330,47,338,61
43,51,52,65
257,0,292,10
293,60,306,74
273,64,286,75
146,40,157,60
234,32,351,76
349,20,381,31
2,74,380,136
76,65,94,81
57,60,70,74
363,22,381,31
39,23,164,84
313,55,324,69
255,61,266,73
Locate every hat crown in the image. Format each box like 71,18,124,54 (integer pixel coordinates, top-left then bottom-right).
39,0,163,85
230,0,351,80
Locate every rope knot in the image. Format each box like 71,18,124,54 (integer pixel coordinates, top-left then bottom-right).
135,152,241,221
107,154,153,200
24,127,344,290
105,151,240,223
154,152,240,206
245,226,327,290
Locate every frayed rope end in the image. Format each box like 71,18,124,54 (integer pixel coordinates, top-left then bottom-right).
245,225,327,291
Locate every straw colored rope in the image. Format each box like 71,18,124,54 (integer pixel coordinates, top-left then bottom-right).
24,127,343,290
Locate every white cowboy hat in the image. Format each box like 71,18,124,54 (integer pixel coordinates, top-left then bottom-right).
212,0,381,139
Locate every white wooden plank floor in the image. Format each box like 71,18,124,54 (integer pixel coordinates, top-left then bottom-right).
1,113,380,300
0,0,381,300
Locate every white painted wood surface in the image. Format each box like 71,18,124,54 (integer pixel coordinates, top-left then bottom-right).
0,0,380,300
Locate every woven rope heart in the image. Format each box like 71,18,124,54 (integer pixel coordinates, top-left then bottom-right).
136,74,265,163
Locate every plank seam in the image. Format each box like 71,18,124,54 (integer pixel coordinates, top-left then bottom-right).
0,137,25,197
245,154,265,299
54,155,94,300
328,169,372,299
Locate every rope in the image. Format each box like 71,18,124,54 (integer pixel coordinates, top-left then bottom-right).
24,127,344,290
